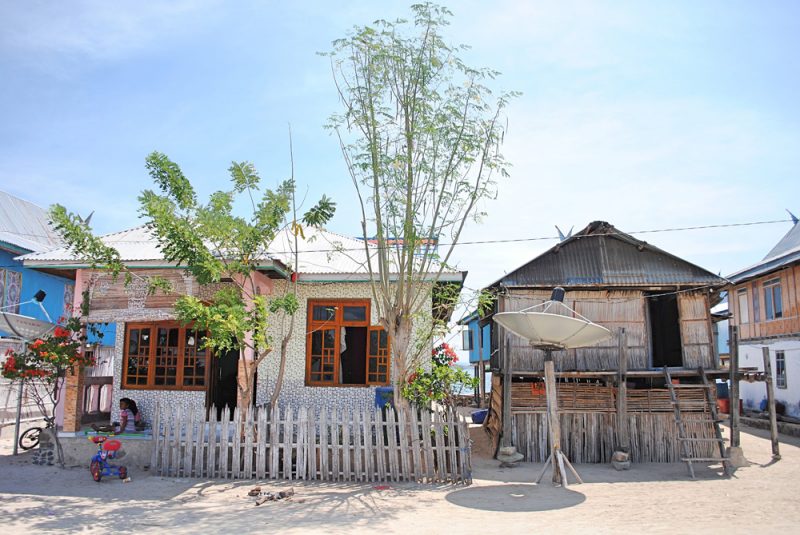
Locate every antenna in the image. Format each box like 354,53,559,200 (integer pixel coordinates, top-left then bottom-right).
787,209,799,225
555,225,573,242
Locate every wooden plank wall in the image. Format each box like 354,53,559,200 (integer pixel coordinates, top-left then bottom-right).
730,265,800,341
87,268,229,311
151,404,472,484
678,292,715,369
505,288,717,371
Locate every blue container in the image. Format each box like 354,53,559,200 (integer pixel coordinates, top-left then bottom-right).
716,381,729,400
375,386,394,409
471,409,488,424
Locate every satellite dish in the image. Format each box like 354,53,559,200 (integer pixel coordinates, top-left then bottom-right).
0,312,56,340
493,289,611,349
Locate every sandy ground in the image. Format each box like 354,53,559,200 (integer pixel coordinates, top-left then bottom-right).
1,421,798,534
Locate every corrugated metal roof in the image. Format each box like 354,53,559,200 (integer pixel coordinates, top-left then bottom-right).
490,221,726,288
21,224,463,280
268,227,461,279
19,225,166,263
0,191,61,253
727,220,800,283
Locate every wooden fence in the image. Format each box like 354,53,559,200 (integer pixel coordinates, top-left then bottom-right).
150,405,472,484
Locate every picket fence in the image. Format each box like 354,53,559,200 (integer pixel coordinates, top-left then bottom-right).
150,404,472,484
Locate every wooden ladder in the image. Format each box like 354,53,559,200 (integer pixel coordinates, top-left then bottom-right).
664,367,730,479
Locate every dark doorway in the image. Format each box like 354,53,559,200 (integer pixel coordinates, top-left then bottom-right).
647,293,683,368
208,348,239,419
340,326,367,384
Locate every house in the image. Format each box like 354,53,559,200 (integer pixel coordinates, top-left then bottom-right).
458,309,491,404
727,215,800,418
0,191,74,341
20,224,464,432
480,221,729,463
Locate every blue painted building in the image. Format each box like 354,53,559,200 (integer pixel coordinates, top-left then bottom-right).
0,191,74,337
458,309,492,403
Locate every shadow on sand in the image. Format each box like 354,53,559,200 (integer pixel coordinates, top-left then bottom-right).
446,483,585,512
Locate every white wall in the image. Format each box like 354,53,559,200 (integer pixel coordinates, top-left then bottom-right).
739,339,800,418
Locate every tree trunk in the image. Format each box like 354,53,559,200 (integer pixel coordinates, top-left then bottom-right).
391,317,414,414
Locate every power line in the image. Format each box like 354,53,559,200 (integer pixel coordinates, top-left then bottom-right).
7,217,793,256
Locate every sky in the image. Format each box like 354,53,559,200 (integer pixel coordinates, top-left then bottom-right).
1,0,799,300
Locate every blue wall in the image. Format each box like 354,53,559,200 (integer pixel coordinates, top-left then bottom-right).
465,318,491,365
1,249,117,345
0,249,73,330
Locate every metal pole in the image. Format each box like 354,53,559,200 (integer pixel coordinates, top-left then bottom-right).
12,340,27,456
12,380,23,456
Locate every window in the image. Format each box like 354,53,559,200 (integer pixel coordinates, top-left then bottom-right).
462,329,473,351
736,288,749,324
123,322,208,390
763,278,783,320
306,299,390,386
0,269,22,314
776,351,787,389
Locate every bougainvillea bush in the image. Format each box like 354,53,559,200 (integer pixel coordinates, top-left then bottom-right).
2,317,95,383
2,315,98,466
401,343,478,408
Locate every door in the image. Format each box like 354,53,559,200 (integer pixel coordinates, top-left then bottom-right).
647,293,683,368
207,348,239,420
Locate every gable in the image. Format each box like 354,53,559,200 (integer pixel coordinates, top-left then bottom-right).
496,222,724,288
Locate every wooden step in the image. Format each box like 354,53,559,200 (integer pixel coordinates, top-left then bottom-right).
681,457,730,462
669,384,713,389
678,437,727,442
677,418,725,424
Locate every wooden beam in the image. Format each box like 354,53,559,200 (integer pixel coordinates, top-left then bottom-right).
616,328,630,453
729,325,741,448
500,298,514,448
544,354,562,485
762,346,781,460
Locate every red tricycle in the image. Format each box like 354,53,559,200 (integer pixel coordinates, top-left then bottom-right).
88,435,128,482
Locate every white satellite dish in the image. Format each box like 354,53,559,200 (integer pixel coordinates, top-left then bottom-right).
494,307,611,349
0,312,56,340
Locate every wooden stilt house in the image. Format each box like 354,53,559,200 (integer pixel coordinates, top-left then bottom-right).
483,221,730,466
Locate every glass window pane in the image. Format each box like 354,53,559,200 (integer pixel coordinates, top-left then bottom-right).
312,305,336,322
343,306,366,322
369,330,378,356
311,331,322,355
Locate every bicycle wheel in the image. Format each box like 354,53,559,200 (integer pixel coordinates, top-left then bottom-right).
90,460,102,482
18,427,41,450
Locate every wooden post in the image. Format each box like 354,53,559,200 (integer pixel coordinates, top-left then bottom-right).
729,326,740,448
500,326,513,448
616,328,630,453
762,346,781,460
543,351,562,485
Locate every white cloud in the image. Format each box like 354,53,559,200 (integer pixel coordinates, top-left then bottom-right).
0,0,219,67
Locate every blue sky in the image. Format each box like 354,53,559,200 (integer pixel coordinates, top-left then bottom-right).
1,0,798,290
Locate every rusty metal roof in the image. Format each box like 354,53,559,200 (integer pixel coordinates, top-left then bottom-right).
490,221,726,289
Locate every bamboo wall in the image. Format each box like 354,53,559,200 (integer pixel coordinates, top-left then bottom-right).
502,289,716,371
484,380,719,463
730,265,800,341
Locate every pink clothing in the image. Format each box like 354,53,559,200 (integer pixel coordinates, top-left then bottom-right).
118,408,136,433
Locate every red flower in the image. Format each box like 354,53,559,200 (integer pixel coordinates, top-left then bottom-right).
30,339,44,349
53,326,71,338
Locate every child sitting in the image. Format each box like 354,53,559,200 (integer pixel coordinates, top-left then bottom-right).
92,398,144,433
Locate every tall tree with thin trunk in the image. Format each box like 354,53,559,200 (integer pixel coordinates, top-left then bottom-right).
325,3,517,406
51,150,335,410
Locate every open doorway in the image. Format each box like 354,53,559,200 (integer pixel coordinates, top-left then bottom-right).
208,348,239,420
339,326,367,384
647,293,683,368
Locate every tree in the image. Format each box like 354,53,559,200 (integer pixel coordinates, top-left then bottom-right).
325,2,516,406
2,316,98,466
51,151,335,410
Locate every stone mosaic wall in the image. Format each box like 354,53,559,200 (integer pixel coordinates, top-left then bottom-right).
257,281,432,411
110,318,205,423
107,280,432,418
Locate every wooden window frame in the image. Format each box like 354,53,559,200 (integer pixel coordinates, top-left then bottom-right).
305,299,390,387
122,321,210,391
736,287,749,324
462,328,473,351
763,278,783,321
776,350,787,389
